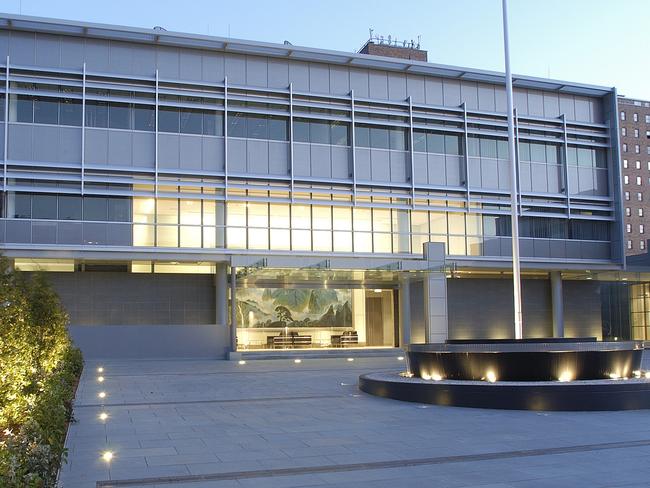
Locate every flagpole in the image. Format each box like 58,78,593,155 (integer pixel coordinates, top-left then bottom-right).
502,0,523,339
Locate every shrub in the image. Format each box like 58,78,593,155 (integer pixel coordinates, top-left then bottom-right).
0,257,83,487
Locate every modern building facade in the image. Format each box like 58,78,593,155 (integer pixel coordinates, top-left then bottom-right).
0,13,627,358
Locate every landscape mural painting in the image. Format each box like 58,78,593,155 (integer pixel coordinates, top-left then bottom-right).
236,288,352,328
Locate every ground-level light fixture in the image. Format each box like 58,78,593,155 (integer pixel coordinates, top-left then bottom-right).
238,360,246,365
609,373,621,380
99,412,108,421
98,391,106,399
97,376,104,382
294,359,302,364
431,373,443,381
102,451,113,462
397,356,404,361
645,371,650,380
486,371,497,383
558,371,573,382
347,358,354,362
97,367,104,373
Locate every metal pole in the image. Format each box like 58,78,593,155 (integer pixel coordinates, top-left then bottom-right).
502,0,523,339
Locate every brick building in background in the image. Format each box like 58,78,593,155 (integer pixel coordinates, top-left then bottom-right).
618,97,650,259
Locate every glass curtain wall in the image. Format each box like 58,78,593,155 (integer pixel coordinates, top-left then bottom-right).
235,286,396,350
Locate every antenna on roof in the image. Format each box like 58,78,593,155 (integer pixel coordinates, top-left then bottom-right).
153,26,167,31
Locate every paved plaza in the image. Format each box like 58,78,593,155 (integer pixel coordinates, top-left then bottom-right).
59,354,650,488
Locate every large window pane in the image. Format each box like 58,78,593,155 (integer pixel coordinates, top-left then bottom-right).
389,128,407,151
227,112,246,137
293,119,310,143
331,121,349,146
354,126,370,147
333,230,352,251
32,194,57,219
157,226,178,247
180,226,202,248
84,196,108,221
180,108,203,134
373,232,392,253
413,131,427,152
354,231,372,252
411,211,429,234
133,197,155,224
427,133,445,154
353,208,372,231
313,230,332,251
269,203,290,228
159,106,180,133
133,224,154,246
59,99,82,126
203,112,224,136
246,114,268,139
445,134,461,155
333,207,352,230
227,227,246,249
109,102,131,129
85,101,108,127
577,147,593,167
372,208,391,233
14,95,34,123
268,116,288,141
448,212,465,234
11,193,31,218
291,205,311,229
227,202,246,227
270,229,290,250
157,199,178,224
58,195,82,220
248,228,269,249
292,229,311,250
310,120,330,144
530,143,546,162
430,212,447,235
133,104,155,131
180,199,202,225
480,138,497,159
108,197,131,222
312,206,331,230
34,97,59,124
248,202,268,228
370,126,389,149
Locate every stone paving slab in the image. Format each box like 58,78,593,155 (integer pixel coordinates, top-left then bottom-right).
58,354,650,487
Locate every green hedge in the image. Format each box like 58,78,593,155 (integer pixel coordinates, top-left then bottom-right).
0,258,83,487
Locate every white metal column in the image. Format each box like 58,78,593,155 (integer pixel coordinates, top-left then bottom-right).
502,0,523,339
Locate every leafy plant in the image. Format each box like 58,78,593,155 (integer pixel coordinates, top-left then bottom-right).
0,256,83,487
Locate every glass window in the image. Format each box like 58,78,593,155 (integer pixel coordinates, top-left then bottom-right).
133,104,155,131
445,134,461,155
480,138,498,159
159,106,180,133
270,203,290,228
448,212,465,234
180,226,202,248
331,121,349,146
179,199,202,225
577,147,592,166
333,230,352,252
133,197,155,224
465,213,482,236
14,95,34,123
203,112,224,136
429,212,447,235
392,209,410,236
180,108,203,134
413,131,427,152
448,236,466,255
58,195,82,220
109,102,131,129
291,205,311,229
59,99,82,126
293,119,310,143
353,208,372,231
157,226,178,247
203,200,216,226
270,228,291,250
32,194,57,219
333,207,352,230
268,116,288,141
33,97,59,124
529,143,546,162
157,199,178,225
312,206,332,230
389,128,407,150
248,227,269,250
85,101,108,127
12,193,32,218
370,126,389,149
292,229,311,250
519,142,531,161
594,149,607,168
372,208,391,233
246,114,268,139
427,133,445,154
108,197,131,222
546,145,559,164
310,120,330,144
354,125,370,147
248,202,268,228
411,211,429,234
83,196,108,221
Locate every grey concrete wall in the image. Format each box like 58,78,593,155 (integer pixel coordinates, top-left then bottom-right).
409,279,426,344
447,278,602,340
68,324,229,359
41,271,216,326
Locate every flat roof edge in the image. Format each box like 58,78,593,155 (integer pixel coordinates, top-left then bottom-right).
0,12,615,96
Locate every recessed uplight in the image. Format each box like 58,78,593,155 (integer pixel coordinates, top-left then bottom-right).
98,392,106,399
373,289,382,293
431,373,443,381
97,367,104,373
558,371,572,382
102,451,113,462
645,371,650,379
486,371,497,383
634,370,641,378
609,373,620,380
397,356,404,361
97,376,104,383
347,358,354,362
99,412,108,421
294,359,302,364
238,360,246,365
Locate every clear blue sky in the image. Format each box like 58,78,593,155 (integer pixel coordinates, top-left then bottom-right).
3,0,649,99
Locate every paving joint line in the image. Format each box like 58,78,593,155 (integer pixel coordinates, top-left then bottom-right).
74,394,346,408
95,438,650,487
